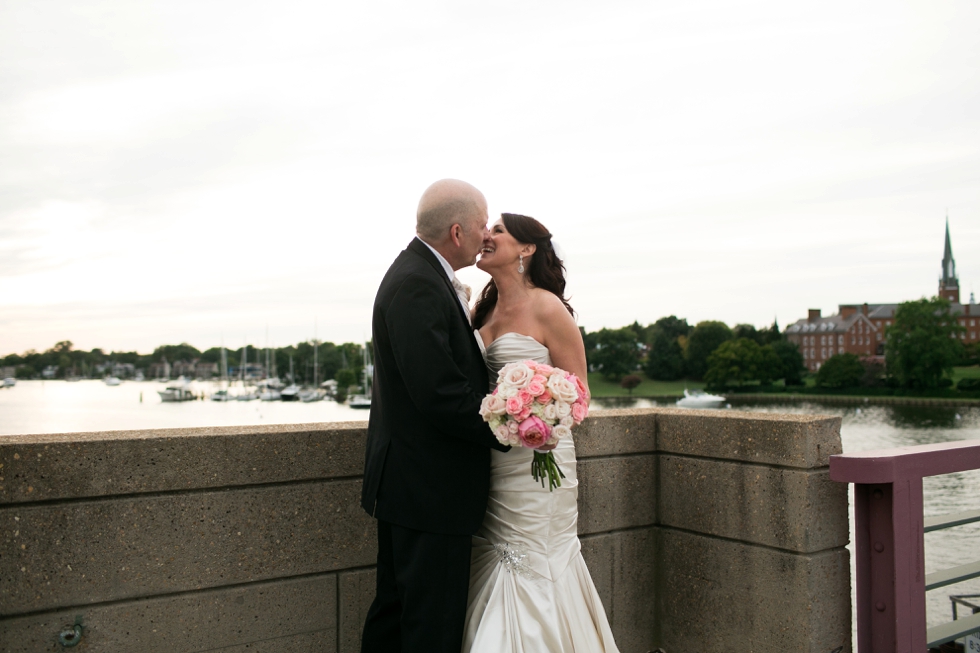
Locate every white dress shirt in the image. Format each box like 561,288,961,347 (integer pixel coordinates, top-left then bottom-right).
416,237,472,324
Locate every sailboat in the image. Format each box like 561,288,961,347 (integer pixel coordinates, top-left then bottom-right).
347,344,372,409
212,344,233,401
281,356,300,401
236,343,258,401
299,328,326,402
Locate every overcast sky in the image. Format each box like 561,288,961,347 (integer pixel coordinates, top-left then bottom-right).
2,1,978,355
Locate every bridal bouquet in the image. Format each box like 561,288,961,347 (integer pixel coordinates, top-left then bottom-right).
479,360,589,491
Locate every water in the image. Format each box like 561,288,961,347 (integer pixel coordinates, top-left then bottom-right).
2,383,978,633
0,379,366,435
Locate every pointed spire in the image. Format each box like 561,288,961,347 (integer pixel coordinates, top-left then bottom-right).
939,215,959,302
943,214,953,264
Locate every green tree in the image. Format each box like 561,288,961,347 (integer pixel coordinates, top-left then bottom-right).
686,321,733,380
703,338,781,388
816,353,865,389
152,343,202,363
334,368,357,402
885,297,964,389
589,327,641,381
770,340,806,386
644,329,685,380
620,374,642,395
642,316,690,381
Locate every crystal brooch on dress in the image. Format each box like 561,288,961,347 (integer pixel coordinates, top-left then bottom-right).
493,542,534,579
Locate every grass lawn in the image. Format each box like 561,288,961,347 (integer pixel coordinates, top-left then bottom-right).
587,372,704,397
952,366,980,383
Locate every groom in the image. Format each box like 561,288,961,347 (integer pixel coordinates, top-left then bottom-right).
360,179,508,653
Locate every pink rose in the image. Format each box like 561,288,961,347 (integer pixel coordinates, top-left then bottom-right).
571,402,588,424
505,395,524,416
516,405,532,422
518,389,534,406
572,375,589,401
526,374,547,397
535,363,554,376
535,389,552,404
518,415,551,449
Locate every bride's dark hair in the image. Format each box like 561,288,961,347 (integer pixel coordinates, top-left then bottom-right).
472,213,574,329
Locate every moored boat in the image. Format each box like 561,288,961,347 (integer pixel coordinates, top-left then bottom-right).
675,389,726,409
158,384,195,402
348,394,371,409
299,388,325,403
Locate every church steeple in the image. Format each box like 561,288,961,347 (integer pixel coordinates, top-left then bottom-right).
939,216,960,303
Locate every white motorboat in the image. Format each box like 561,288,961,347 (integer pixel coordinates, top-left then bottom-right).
236,390,259,401
211,389,233,402
2,377,16,388
348,394,371,409
158,384,195,402
299,388,325,403
675,389,726,409
280,384,301,401
259,388,281,401
104,376,122,386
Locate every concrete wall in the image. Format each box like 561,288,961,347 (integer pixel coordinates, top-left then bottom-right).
0,408,850,652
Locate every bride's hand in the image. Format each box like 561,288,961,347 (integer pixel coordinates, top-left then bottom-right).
534,442,558,452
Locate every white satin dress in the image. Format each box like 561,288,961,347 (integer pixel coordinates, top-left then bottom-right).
463,332,620,653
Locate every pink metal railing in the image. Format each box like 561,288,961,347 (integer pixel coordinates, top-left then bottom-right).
830,439,980,652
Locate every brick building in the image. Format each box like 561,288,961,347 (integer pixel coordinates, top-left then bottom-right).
786,220,977,371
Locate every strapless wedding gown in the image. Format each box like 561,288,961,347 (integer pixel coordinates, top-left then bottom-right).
463,332,619,653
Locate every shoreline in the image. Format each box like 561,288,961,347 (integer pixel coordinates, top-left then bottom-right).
593,393,980,408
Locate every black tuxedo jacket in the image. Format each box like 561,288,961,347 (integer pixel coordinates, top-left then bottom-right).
361,238,506,535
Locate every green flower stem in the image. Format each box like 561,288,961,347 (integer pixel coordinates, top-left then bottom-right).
532,451,566,492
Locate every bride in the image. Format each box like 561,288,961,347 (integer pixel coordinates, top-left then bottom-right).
463,213,619,652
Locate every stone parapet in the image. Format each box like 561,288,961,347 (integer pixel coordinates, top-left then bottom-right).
0,408,850,652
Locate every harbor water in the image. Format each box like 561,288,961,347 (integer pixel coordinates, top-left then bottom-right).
1,381,978,632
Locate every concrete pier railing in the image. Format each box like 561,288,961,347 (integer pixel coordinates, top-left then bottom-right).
0,408,851,652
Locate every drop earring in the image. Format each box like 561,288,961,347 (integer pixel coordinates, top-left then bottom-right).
518,255,524,274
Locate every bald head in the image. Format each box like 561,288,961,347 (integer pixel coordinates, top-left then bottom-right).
416,179,489,270
416,179,487,243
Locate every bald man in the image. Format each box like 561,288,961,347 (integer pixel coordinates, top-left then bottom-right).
360,180,508,653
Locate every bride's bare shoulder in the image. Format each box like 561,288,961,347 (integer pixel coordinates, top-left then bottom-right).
531,288,574,324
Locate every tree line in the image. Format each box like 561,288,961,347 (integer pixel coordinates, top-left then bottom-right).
0,340,368,387
583,296,980,393
583,317,805,387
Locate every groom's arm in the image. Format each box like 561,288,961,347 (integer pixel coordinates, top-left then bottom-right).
385,273,505,451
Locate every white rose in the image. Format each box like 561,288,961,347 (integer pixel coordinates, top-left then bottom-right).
484,394,507,416
494,424,511,442
497,384,518,400
501,362,534,389
552,424,572,442
507,420,520,434
553,378,579,404
560,415,574,428
479,395,494,419
555,401,572,418
546,372,565,395
543,403,558,421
